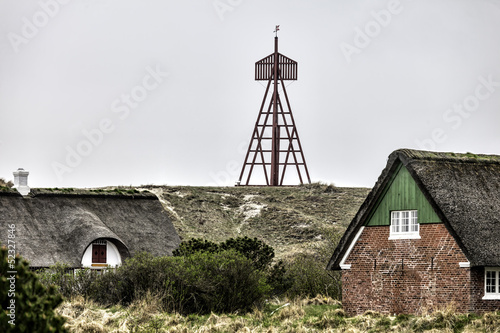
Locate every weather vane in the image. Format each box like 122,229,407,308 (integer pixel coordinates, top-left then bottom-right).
274,25,280,37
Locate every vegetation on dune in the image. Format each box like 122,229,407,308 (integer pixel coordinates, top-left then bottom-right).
173,236,275,270
38,236,340,316
55,295,500,333
37,235,499,332
86,249,270,315
138,183,364,300
141,183,370,261
0,246,67,333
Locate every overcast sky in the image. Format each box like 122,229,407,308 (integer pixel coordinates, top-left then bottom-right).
1,0,500,189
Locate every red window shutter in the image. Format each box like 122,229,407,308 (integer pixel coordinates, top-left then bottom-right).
99,245,107,263
92,244,107,263
92,244,99,263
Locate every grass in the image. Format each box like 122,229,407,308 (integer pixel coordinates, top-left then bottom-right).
56,296,500,332
0,186,17,192
28,187,149,196
139,183,370,260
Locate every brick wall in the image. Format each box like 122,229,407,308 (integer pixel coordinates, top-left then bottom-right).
342,224,471,315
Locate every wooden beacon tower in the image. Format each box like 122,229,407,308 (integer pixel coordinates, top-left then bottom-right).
238,27,311,186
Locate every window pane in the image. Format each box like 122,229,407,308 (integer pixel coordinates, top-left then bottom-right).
486,271,496,293
498,271,500,294
391,212,399,232
402,211,409,232
411,211,419,232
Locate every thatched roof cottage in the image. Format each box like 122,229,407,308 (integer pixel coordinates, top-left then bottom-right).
328,149,500,315
0,172,180,270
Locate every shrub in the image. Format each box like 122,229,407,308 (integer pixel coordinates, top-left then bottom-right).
172,239,219,257
167,249,270,314
37,263,96,299
86,252,174,306
282,253,341,299
85,268,131,306
173,236,343,300
220,237,274,270
86,250,270,315
266,259,293,296
0,246,67,332
174,236,275,271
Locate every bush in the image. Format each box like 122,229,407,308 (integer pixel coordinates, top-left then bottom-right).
174,236,275,271
172,238,219,257
282,253,341,299
220,237,274,270
266,259,293,296
86,250,270,315
172,236,343,300
37,263,96,299
167,249,270,314
0,246,67,332
86,252,173,306
174,236,342,301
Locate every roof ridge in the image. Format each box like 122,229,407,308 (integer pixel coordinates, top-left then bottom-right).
394,148,500,164
0,188,157,199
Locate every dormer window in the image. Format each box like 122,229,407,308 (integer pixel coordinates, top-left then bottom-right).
81,239,123,269
389,210,420,240
92,240,107,265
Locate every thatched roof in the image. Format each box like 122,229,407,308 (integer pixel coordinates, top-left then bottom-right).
328,149,500,270
0,189,180,268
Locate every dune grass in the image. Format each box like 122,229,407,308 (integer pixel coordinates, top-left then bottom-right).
57,295,500,333
139,183,370,261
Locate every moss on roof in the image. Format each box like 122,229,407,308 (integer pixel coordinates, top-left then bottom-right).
29,187,156,198
0,187,157,199
398,149,500,163
0,186,20,194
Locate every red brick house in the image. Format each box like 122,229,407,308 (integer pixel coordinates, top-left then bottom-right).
327,149,500,315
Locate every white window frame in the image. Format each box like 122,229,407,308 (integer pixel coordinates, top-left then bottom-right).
389,210,420,240
483,267,500,300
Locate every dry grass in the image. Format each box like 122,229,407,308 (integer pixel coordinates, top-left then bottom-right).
55,295,500,333
137,184,370,261
299,295,342,307
58,296,126,333
275,303,305,321
0,178,13,188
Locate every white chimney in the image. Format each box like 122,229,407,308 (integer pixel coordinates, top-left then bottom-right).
13,168,30,196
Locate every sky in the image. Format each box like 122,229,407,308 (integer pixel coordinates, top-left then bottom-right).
1,0,500,189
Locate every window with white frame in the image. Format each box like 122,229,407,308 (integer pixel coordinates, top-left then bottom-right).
389,210,420,239
484,268,500,300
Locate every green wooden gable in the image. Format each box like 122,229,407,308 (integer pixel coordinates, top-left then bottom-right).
365,163,441,226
